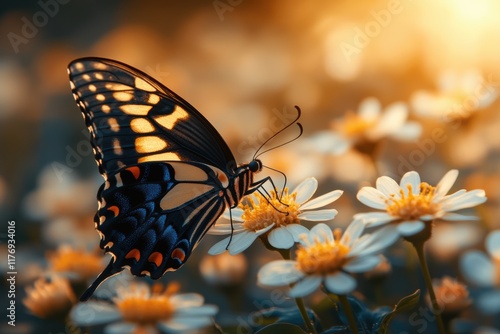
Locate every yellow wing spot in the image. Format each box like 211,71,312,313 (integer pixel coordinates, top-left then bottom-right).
93,62,107,70
105,83,132,91
154,106,189,130
135,136,167,153
108,205,120,217
125,249,141,262
72,93,78,101
148,252,163,267
82,74,91,81
99,215,106,224
148,94,160,104
171,248,186,262
74,62,84,71
113,92,134,102
130,118,155,133
120,104,152,116
135,77,156,92
126,166,141,179
95,73,104,80
69,81,75,89
108,118,120,132
102,105,111,113
171,162,210,181
96,94,105,101
113,138,123,155
138,153,181,163
88,84,97,92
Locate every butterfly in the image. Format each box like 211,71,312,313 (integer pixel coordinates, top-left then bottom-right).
67,57,301,301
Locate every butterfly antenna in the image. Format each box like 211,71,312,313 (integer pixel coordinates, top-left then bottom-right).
262,165,288,199
253,106,303,160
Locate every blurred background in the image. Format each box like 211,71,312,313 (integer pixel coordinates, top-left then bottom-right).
1,0,500,333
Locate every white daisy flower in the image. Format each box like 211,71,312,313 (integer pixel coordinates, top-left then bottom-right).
460,230,500,314
257,221,399,297
70,283,218,334
411,70,497,120
355,170,487,237
208,177,343,255
306,97,421,155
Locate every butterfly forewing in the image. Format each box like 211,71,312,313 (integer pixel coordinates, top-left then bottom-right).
68,58,236,178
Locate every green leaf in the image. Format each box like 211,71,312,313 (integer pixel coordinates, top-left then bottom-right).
377,289,421,334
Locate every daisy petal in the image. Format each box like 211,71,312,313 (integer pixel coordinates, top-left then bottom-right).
400,171,421,196
71,302,121,326
344,255,381,273
228,231,261,255
390,121,422,141
289,276,322,297
357,187,387,210
441,190,487,211
350,225,399,257
477,291,500,315
105,323,139,334
159,316,213,332
324,272,357,295
440,213,478,221
370,102,408,139
207,222,245,235
268,227,295,249
359,97,381,120
341,220,364,247
176,305,218,317
298,209,338,221
434,169,459,200
460,251,494,287
376,176,402,198
208,236,232,255
310,223,334,243
258,260,304,286
397,220,425,236
354,212,395,227
286,224,310,242
293,178,318,205
299,190,343,210
486,230,500,256
170,293,204,308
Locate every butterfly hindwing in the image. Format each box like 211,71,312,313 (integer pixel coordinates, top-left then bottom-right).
68,57,236,178
97,161,227,278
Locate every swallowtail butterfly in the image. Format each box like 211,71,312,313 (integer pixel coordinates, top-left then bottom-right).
67,57,301,301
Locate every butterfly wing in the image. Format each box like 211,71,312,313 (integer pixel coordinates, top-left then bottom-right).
67,58,242,300
68,57,236,178
80,161,228,301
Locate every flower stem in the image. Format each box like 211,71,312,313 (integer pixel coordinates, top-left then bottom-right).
276,249,317,334
294,297,317,334
338,294,359,334
412,240,446,334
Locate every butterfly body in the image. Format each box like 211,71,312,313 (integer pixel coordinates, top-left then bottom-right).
67,57,272,300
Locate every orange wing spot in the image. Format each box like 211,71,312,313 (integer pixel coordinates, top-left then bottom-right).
148,252,163,267
127,166,141,180
218,173,229,187
125,249,141,262
171,248,186,262
108,205,120,217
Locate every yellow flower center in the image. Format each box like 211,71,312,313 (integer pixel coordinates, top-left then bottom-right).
334,111,375,138
296,229,350,275
241,188,300,231
48,246,104,281
385,183,439,220
114,283,178,325
23,276,76,319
